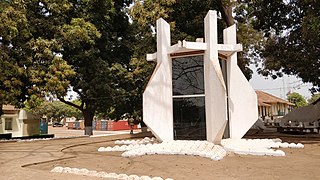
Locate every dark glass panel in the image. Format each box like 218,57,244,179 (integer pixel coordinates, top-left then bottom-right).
173,97,206,140
172,55,204,95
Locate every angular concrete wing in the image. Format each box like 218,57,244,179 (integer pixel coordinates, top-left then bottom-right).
204,11,228,144
223,25,258,139
143,19,173,141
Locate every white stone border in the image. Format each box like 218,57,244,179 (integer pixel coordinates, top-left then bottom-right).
98,138,305,159
99,139,227,161
51,166,174,180
221,138,304,156
114,137,158,145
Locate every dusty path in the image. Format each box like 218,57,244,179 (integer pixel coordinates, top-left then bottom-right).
1,132,320,180
0,133,149,180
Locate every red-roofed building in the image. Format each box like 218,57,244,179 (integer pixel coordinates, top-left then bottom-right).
256,90,294,122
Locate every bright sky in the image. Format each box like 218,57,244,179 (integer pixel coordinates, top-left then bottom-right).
249,65,313,100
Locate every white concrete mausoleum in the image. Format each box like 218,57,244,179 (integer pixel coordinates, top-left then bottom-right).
143,10,258,144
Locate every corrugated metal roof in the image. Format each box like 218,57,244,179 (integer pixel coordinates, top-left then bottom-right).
256,90,294,106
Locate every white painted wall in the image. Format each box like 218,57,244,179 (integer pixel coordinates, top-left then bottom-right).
143,18,173,141
224,25,258,139
204,10,228,144
0,113,22,137
19,110,40,136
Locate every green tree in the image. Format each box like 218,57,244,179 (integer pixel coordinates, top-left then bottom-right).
236,0,320,92
1,0,133,135
308,93,320,104
26,100,82,121
287,92,307,108
0,0,75,115
0,1,32,114
24,95,45,110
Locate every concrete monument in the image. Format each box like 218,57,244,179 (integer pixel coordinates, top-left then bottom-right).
143,10,258,144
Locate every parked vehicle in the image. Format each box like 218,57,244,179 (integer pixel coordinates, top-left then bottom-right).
52,122,63,127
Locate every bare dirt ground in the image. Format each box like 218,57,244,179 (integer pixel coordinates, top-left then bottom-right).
1,131,320,180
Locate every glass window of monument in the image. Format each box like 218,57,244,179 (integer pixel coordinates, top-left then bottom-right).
173,97,206,140
172,55,204,95
172,55,206,140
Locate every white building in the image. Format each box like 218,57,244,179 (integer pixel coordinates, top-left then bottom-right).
143,10,258,144
256,90,294,122
0,105,40,138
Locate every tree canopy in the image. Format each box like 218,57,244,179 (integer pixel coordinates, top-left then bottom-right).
308,93,320,104
237,0,320,92
25,100,82,121
1,0,134,135
287,92,307,108
0,0,75,115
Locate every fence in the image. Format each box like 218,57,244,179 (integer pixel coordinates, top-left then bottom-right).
66,120,138,131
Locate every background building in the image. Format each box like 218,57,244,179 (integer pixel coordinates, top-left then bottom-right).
256,90,294,123
1,105,40,138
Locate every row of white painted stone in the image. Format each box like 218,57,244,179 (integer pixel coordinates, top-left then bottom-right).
99,140,227,161
221,138,304,149
221,138,304,156
51,166,173,180
115,137,158,145
99,138,305,158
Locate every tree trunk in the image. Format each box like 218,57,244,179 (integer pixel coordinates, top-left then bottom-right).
83,109,94,135
217,1,252,79
0,106,3,116
57,97,95,135
217,0,234,27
